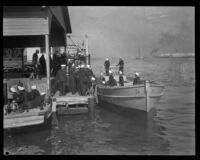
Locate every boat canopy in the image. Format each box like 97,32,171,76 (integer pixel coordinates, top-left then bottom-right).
3,6,72,48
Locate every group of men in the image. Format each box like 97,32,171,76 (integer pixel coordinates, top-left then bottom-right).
52,63,96,96
6,84,45,114
31,49,47,79
104,57,124,76
103,57,143,86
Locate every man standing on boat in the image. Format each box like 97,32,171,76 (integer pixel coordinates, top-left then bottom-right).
106,70,117,87
133,72,142,85
116,58,124,74
104,58,110,76
119,71,124,86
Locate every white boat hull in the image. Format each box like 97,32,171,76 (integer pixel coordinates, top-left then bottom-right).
97,81,164,112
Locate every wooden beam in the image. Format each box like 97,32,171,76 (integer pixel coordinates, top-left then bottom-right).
45,34,50,93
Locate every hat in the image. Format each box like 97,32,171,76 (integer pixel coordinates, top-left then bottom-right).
31,85,36,90
102,81,106,84
81,64,85,68
18,86,25,91
10,87,17,93
72,63,75,67
106,58,109,61
91,77,95,81
87,65,91,68
135,72,139,76
61,64,66,67
40,92,46,95
109,70,113,74
100,73,103,76
119,71,122,75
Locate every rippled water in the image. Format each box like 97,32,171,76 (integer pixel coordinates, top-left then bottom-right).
4,57,195,155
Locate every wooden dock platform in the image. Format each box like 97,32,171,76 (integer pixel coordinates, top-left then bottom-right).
52,93,95,115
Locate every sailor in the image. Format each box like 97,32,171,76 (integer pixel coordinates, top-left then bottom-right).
69,64,77,94
17,86,29,111
55,64,68,96
32,49,39,79
77,65,89,96
100,72,106,82
30,85,41,100
119,71,124,86
90,76,97,95
133,72,141,85
39,52,46,76
106,70,117,87
9,87,21,113
104,58,110,76
116,58,124,74
18,86,44,110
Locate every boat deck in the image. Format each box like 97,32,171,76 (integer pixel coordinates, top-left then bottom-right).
4,104,52,129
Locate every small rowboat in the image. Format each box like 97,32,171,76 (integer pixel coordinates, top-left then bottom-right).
96,73,165,112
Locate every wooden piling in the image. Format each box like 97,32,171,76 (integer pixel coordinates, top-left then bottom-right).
51,98,58,126
145,80,150,112
88,97,95,120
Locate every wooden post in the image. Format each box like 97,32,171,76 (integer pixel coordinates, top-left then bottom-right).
88,97,95,120
45,34,50,93
51,98,58,126
145,80,150,112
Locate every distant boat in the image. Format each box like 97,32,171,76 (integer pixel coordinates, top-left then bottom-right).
96,73,164,112
157,53,194,58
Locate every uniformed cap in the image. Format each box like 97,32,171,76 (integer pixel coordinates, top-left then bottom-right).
106,58,109,61
109,70,113,74
102,81,106,84
100,72,103,76
61,64,66,67
81,64,85,68
91,77,95,81
72,63,75,67
119,71,122,75
18,86,25,91
87,65,91,68
10,87,17,93
31,85,36,90
135,72,139,76
40,92,46,95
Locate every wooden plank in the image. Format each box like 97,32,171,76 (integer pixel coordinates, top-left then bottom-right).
4,116,44,129
3,18,49,36
57,107,88,115
54,96,92,102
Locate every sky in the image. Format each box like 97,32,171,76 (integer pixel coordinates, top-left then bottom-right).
68,7,194,58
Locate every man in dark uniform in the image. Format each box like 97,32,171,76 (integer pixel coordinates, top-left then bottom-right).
29,85,41,100
105,70,117,87
53,51,61,76
32,49,39,79
39,53,46,76
133,72,142,85
69,64,77,94
77,65,89,96
104,58,110,76
116,58,124,74
119,71,124,86
55,64,68,96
